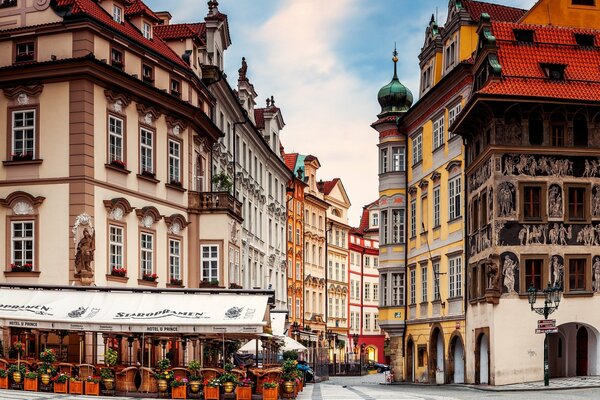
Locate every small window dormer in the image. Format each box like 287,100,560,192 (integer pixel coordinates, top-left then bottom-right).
113,4,123,23
142,21,152,40
514,29,534,43
541,63,566,80
575,33,595,47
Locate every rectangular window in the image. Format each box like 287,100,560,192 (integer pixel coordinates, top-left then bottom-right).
525,258,544,291
142,22,152,40
373,284,379,301
433,187,440,227
392,273,404,306
410,200,416,238
113,5,123,22
412,133,423,165
433,116,445,150
382,274,389,305
572,0,595,6
409,269,416,305
421,265,428,302
168,139,181,184
568,186,587,221
568,258,587,291
433,261,440,300
201,244,219,281
381,210,389,244
140,128,154,174
391,147,405,171
392,209,405,244
169,239,181,280
374,314,379,330
108,115,123,163
140,232,154,275
11,221,34,268
364,313,371,330
524,186,542,221
380,148,388,173
142,64,154,83
448,103,462,138
449,256,462,297
364,283,371,300
296,299,301,318
448,176,461,220
170,79,181,97
111,48,123,69
11,110,35,159
108,225,123,271
15,41,34,62
296,261,301,281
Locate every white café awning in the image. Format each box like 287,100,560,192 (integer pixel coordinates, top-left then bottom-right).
239,336,308,354
0,287,270,334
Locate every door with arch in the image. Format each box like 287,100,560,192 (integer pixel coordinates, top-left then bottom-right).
577,327,588,376
449,336,465,384
476,333,489,384
406,338,414,382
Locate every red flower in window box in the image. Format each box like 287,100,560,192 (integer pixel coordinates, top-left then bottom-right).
11,152,33,161
169,180,182,187
110,159,126,169
142,273,158,282
141,169,155,178
170,277,183,286
10,263,32,272
111,267,127,277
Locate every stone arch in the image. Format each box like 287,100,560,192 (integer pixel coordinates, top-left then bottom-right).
405,335,415,383
475,330,490,384
548,322,599,378
429,324,445,383
448,330,465,384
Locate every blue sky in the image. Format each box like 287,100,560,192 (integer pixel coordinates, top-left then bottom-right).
146,0,536,225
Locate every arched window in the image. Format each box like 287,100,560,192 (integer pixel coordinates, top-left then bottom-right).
573,114,588,147
528,113,543,145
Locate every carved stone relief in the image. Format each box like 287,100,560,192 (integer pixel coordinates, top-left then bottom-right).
548,184,563,218
469,158,492,191
582,158,600,178
501,252,518,294
550,255,564,289
503,154,573,177
497,182,515,217
594,256,600,293
593,185,600,218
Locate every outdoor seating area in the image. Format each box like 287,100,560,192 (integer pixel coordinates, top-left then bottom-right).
0,285,308,399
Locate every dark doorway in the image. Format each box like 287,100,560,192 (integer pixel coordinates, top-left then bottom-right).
576,327,588,376
406,338,414,382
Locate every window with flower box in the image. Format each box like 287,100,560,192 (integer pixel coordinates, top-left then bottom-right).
201,244,219,281
110,48,124,70
15,41,35,63
11,220,34,270
108,225,124,273
11,109,36,160
140,232,154,276
169,239,181,283
139,128,154,177
168,139,181,185
108,115,124,165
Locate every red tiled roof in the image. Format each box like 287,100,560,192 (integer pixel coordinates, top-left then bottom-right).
477,22,600,101
318,178,339,195
254,108,265,129
53,0,189,69
357,200,378,234
154,23,206,44
283,153,298,173
125,0,159,21
462,0,526,23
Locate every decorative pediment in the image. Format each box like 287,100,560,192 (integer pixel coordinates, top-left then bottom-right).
135,206,162,228
104,90,131,115
164,214,190,235
0,191,45,215
166,115,188,137
408,185,418,195
3,85,44,106
446,159,462,173
418,179,429,189
136,103,162,126
103,198,135,221
430,171,441,182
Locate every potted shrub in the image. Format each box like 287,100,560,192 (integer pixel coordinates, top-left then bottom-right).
0,368,8,389
52,373,69,393
170,376,188,399
188,359,202,393
236,378,253,400
39,348,57,385
24,371,38,391
85,376,100,395
212,171,232,193
10,263,33,272
170,277,183,286
262,381,278,400
219,363,237,394
281,359,299,396
100,368,115,390
69,376,83,394
155,358,171,392
203,378,220,400
8,363,25,384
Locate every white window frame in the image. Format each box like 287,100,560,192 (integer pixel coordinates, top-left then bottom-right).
380,148,388,173
392,208,405,244
168,139,181,184
364,283,370,300
409,269,416,305
109,115,123,163
421,265,428,303
448,176,462,220
140,232,154,276
410,200,416,238
448,103,462,138
381,210,389,244
12,110,36,158
364,312,371,331
433,261,440,300
140,128,153,174
201,244,219,282
412,133,422,165
142,22,152,39
392,146,405,172
169,238,181,280
108,225,124,270
113,5,123,23
373,284,379,301
449,255,463,297
433,116,445,150
11,220,34,268
433,186,441,227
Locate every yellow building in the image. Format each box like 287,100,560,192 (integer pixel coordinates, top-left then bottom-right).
373,0,527,383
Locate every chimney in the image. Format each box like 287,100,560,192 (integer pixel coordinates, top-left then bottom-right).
155,11,172,25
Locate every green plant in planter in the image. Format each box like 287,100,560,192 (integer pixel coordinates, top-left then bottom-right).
8,364,25,376
188,359,202,381
39,348,57,364
281,359,299,381
104,348,118,367
0,369,7,378
24,371,38,379
52,373,69,383
263,381,278,389
212,171,232,193
157,358,171,372
282,350,298,361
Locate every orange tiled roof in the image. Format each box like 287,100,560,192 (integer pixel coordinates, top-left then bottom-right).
462,0,526,23
125,0,159,21
318,178,339,195
477,22,600,101
53,0,189,69
283,153,298,173
254,109,265,129
154,23,206,44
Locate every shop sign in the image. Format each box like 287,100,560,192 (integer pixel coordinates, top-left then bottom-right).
8,320,39,328
145,326,179,333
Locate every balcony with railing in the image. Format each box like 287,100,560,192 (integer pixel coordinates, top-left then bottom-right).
189,191,243,221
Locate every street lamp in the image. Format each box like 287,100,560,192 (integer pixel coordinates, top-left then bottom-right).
352,333,359,355
527,282,561,387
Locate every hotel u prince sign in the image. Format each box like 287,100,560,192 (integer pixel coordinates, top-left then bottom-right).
0,288,270,334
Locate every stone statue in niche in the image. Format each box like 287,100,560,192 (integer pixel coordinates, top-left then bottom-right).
74,228,95,274
488,187,494,218
502,255,517,294
487,259,500,290
498,182,515,217
592,185,600,218
550,255,564,288
494,221,505,246
504,156,515,175
548,185,563,218
593,256,600,293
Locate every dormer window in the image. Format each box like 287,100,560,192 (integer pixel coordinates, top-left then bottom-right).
572,0,594,5
170,78,181,98
113,5,123,23
111,48,124,70
514,29,534,43
142,64,154,83
575,33,595,47
142,22,152,40
541,63,566,80
15,42,35,62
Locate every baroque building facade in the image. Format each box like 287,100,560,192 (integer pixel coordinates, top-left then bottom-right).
452,0,600,385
